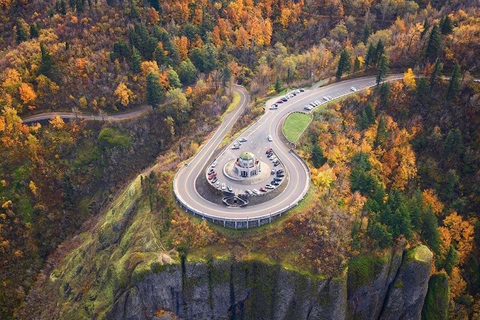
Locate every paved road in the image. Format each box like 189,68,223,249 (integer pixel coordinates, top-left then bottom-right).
21,105,152,123
173,75,403,225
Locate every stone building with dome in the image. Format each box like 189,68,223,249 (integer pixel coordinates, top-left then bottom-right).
234,151,260,178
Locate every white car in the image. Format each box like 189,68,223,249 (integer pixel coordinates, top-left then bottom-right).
267,135,273,142
239,137,247,142
252,189,260,195
211,160,218,167
269,104,278,110
265,184,275,189
351,87,357,92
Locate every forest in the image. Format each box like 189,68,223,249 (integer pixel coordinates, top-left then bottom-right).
0,0,479,318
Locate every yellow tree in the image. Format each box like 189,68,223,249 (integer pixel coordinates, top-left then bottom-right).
114,82,135,107
403,68,416,90
18,83,37,105
443,212,474,264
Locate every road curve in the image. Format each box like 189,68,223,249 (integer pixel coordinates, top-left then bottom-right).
173,75,404,228
21,105,153,123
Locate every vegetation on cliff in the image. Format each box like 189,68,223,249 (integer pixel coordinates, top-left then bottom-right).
0,0,479,318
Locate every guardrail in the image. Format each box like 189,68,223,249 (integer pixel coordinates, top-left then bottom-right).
173,76,406,229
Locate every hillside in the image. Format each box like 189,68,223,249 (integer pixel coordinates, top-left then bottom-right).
0,0,479,319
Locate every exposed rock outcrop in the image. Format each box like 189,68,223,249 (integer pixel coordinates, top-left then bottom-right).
378,245,433,320
108,244,436,320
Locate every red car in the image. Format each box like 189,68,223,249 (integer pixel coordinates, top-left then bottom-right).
260,187,267,192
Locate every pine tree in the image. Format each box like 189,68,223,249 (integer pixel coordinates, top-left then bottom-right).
374,115,388,148
425,24,441,62
446,62,461,100
311,143,326,168
131,46,142,74
30,23,39,38
145,73,164,107
16,18,29,43
430,59,443,89
374,40,385,66
353,56,361,72
39,43,56,79
178,59,197,86
376,53,389,85
420,19,430,39
336,49,351,80
362,24,371,43
365,43,375,69
440,16,453,35
274,76,283,93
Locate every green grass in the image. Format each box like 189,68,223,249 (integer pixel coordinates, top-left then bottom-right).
220,91,240,121
283,112,312,142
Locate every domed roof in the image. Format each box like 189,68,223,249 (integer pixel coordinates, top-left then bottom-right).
239,151,255,160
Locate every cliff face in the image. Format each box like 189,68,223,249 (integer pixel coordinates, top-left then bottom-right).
109,260,347,320
108,244,436,320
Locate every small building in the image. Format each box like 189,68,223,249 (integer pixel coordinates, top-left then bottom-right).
234,151,260,178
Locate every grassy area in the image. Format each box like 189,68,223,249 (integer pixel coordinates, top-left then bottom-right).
283,112,312,142
220,91,240,121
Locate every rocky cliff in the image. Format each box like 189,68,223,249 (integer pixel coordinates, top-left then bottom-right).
108,243,437,320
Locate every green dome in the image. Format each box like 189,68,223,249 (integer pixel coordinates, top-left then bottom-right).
239,151,255,160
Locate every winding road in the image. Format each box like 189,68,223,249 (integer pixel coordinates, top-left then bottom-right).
21,105,152,123
173,75,403,228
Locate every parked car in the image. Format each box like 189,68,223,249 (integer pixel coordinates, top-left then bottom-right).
269,104,278,110
260,187,267,192
351,86,357,92
211,177,218,183
276,173,285,177
231,144,240,149
274,162,280,167
274,177,283,182
304,105,313,110
211,160,218,167
271,169,276,175
266,148,273,154
281,97,287,102
299,88,305,92
252,189,260,195
277,169,284,174
208,168,215,174
221,183,226,190
314,100,321,105
239,137,248,142
227,185,233,192
271,180,279,186
266,184,275,189
245,189,253,195
268,135,273,142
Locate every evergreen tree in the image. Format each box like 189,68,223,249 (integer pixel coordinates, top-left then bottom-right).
149,0,160,11
362,23,371,43
443,245,459,275
446,62,461,100
353,56,361,72
178,59,197,86
145,73,164,107
376,53,389,85
365,42,376,69
274,76,283,93
311,143,326,168
416,77,430,104
420,19,430,38
425,24,441,62
365,104,375,125
443,128,463,158
39,43,57,79
30,23,39,38
374,115,388,148
56,0,67,14
430,59,443,89
422,209,441,255
129,1,140,19
16,18,29,43
374,40,385,66
336,49,351,80
440,16,453,35
131,46,142,74
222,66,231,87
167,68,182,88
